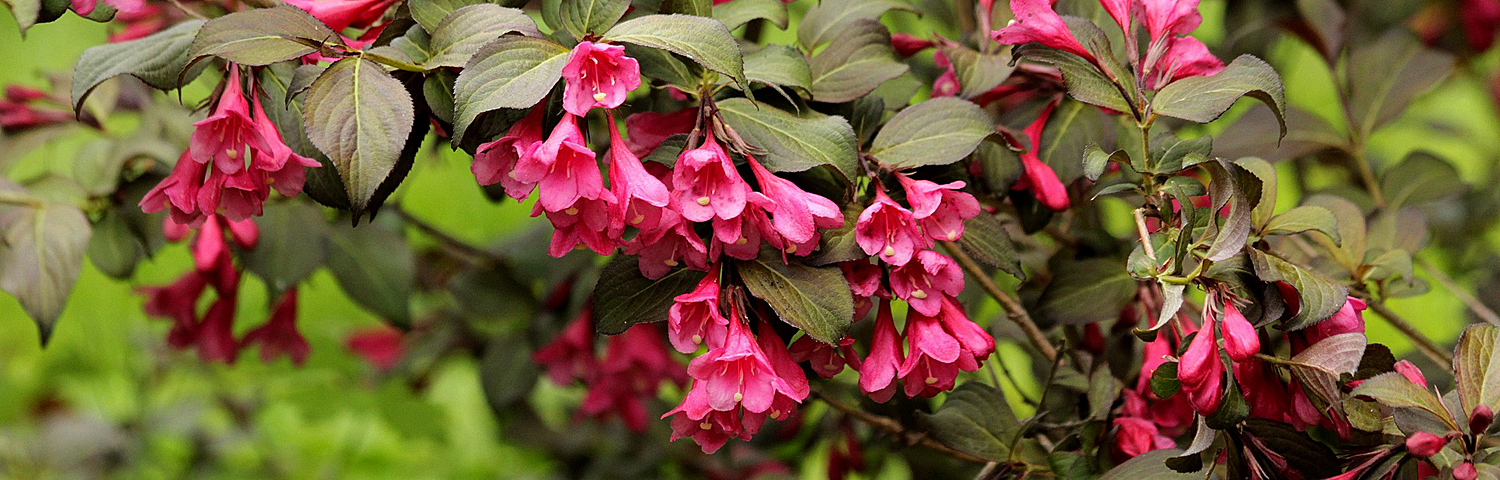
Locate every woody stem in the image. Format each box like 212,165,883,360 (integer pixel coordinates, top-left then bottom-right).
1361,297,1452,365
940,241,1060,363
811,389,989,463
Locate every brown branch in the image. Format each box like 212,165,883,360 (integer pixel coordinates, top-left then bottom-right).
1362,298,1453,366
940,241,1059,363
391,207,515,272
812,390,989,464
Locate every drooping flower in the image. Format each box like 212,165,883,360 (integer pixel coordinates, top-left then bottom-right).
890,33,936,57
1112,417,1175,459
992,0,1095,62
854,189,928,266
672,133,751,223
1139,0,1203,43
560,41,642,116
685,313,796,414
897,311,963,398
523,113,606,213
190,69,267,174
284,0,400,31
755,321,809,422
623,108,696,157
1177,320,1217,387
888,250,963,316
667,266,728,354
579,324,686,432
1013,101,1071,211
896,175,981,242
1145,35,1224,89
748,155,844,245
710,195,771,261
346,326,405,371
1406,431,1448,458
473,102,546,197
138,272,209,349
627,207,709,279
859,301,904,403
663,388,751,454
541,195,618,256
532,307,598,385
934,297,995,368
1219,301,1259,362
70,0,143,19
0,85,73,132
790,335,857,379
606,112,671,236
241,288,310,365
931,51,960,98
196,295,240,363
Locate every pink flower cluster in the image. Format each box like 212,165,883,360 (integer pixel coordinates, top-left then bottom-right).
533,306,687,432
991,0,1225,90
0,86,74,133
139,215,309,365
473,41,846,277
141,67,320,228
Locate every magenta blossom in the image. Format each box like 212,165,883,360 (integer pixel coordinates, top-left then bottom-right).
888,250,963,316
790,335,858,379
560,41,641,116
1113,417,1175,459
667,266,729,354
897,311,962,398
525,114,606,213
623,108,696,157
1139,0,1203,43
580,324,686,432
992,0,1095,62
890,33,936,57
932,51,960,97
854,189,928,266
284,0,399,31
685,311,796,414
755,321,809,422
139,272,209,349
709,195,771,261
896,175,981,242
859,301,904,403
541,195,618,256
532,307,598,385
1219,300,1259,362
627,207,709,278
473,102,546,197
241,288,310,365
190,69,268,174
663,388,751,454
1013,101,1070,211
197,295,240,364
1144,36,1224,89
606,112,671,235
747,155,844,246
672,133,751,223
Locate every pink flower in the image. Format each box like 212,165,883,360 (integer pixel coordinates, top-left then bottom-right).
672,133,751,223
888,250,963,316
1395,360,1428,388
526,114,606,213
859,301,904,403
141,152,211,227
790,335,856,379
624,108,696,157
560,41,641,116
1177,320,1217,387
992,0,1095,62
241,288,310,365
891,33,935,57
541,196,618,256
1219,301,1259,362
70,0,143,17
685,314,797,414
284,0,399,31
473,102,546,197
626,207,708,279
747,155,844,245
1186,355,1223,415
896,175,981,242
931,51,960,97
663,389,750,454
1139,0,1202,43
196,295,240,363
1112,417,1175,458
532,307,598,385
190,69,268,175
607,113,671,235
1462,0,1500,51
1306,296,1366,344
668,267,729,354
346,326,404,371
710,196,771,261
1406,432,1448,458
192,216,228,273
1013,101,1070,211
934,297,995,366
854,189,928,266
249,94,320,192
755,321,809,421
139,272,208,349
580,324,685,432
897,311,962,398
223,217,259,249
1145,36,1224,89
1236,357,1290,421
1100,0,1131,33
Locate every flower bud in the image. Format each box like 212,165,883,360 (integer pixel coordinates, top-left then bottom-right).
1471,404,1494,434
1177,323,1218,387
1394,360,1428,388
1219,302,1260,362
1404,431,1447,458
1455,462,1478,480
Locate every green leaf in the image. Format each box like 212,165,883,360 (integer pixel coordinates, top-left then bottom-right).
716,97,858,179
1235,157,1278,226
559,0,630,37
807,19,907,103
188,5,342,66
87,209,145,279
659,0,711,15
1099,449,1198,479
0,188,91,344
4,0,41,32
627,44,698,89
1035,257,1136,325
240,202,330,292
592,255,702,335
713,0,787,30
424,69,457,124
1380,151,1465,209
411,0,528,33
424,4,541,68
742,44,811,94
1454,324,1500,421
918,383,1020,462
1263,206,1341,244
1346,31,1454,138
1350,371,1453,426
1150,133,1213,174
939,43,1013,99
451,36,571,143
805,203,865,266
955,214,1023,280
1014,44,1131,114
1247,249,1347,330
796,0,914,49
1303,194,1367,272
1287,333,1367,412
737,252,854,344
480,333,540,410
1151,362,1181,398
256,64,347,210
1082,144,1111,181
368,24,432,66
327,222,415,325
1039,99,1107,183
302,57,416,216
603,14,746,87
1152,54,1286,138
868,97,992,168
1202,159,1260,262
71,19,205,111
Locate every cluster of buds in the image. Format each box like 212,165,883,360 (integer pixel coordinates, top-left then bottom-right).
140,66,320,227
139,216,309,364
532,307,687,432
0,85,75,133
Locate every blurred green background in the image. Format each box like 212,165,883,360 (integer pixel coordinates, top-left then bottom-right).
0,0,1495,478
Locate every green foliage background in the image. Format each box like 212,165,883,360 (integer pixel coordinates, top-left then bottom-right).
0,0,1495,477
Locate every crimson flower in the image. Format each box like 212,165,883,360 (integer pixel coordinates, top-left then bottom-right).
896,175,981,242
473,102,546,197
284,0,399,31
560,41,641,116
992,0,1096,62
685,315,796,414
748,155,844,246
859,301,904,403
606,113,671,235
241,288,310,365
672,133,751,223
1013,101,1071,211
667,266,728,354
888,250,963,316
854,189,927,266
532,307,598,385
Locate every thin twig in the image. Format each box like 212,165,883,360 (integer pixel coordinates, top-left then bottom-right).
940,241,1060,363
1417,258,1500,326
1362,298,1453,366
812,390,989,463
1133,208,1157,263
391,207,510,269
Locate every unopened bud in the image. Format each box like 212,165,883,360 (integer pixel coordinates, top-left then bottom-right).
1471,404,1494,434
1455,462,1478,480
1404,431,1447,458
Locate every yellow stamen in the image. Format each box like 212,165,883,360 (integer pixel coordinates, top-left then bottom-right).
696,196,711,206
664,259,679,267
785,244,797,254
883,246,896,257
911,289,928,299
593,92,607,102
564,207,579,215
